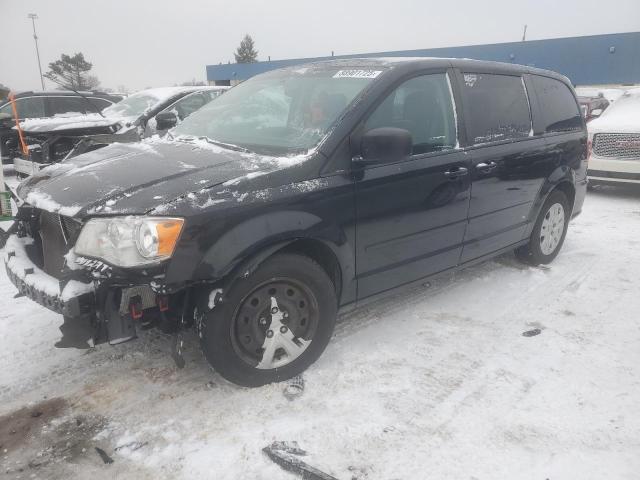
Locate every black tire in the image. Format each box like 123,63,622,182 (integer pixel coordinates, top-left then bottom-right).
516,190,570,265
200,253,337,387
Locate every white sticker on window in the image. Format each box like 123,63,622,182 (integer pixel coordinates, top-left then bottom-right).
333,69,382,79
464,74,477,87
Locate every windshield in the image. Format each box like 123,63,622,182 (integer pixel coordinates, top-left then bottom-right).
172,67,384,155
102,91,167,119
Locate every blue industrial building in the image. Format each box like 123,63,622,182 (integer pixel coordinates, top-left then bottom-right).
207,32,640,86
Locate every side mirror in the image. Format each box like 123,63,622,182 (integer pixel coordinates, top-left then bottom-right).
155,111,178,130
590,108,603,118
358,127,412,165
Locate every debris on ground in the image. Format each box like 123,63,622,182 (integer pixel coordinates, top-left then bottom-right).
114,441,148,452
95,446,114,464
283,374,305,401
522,328,542,337
263,441,338,480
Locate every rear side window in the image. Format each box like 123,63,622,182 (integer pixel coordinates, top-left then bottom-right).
531,75,582,133
49,96,87,116
461,73,531,144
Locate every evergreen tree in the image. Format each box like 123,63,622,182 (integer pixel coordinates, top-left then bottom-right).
234,35,258,63
45,52,100,90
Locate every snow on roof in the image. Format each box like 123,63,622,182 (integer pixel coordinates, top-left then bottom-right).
134,86,226,100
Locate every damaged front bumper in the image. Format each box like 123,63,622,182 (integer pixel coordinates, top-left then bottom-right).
4,232,193,352
4,234,95,317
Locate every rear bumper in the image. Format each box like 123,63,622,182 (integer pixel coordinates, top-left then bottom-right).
3,234,95,317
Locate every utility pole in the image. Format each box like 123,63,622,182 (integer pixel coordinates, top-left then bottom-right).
27,13,45,90
522,24,528,42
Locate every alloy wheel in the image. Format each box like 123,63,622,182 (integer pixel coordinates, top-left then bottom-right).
539,202,565,255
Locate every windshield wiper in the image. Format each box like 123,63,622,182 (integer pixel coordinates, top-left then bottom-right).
197,136,252,153
173,135,252,153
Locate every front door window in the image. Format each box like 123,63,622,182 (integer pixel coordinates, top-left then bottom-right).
364,73,457,155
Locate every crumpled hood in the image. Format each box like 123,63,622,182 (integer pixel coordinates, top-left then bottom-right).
17,139,285,218
19,113,135,134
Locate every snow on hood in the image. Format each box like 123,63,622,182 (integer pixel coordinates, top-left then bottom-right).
23,190,83,217
588,91,640,135
16,137,314,218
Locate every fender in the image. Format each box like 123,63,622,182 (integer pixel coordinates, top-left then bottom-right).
523,165,576,239
192,209,356,303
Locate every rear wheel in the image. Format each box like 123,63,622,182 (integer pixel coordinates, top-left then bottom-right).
516,190,570,265
200,253,337,387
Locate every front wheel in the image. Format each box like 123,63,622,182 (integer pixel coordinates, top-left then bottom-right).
516,190,570,265
200,253,337,387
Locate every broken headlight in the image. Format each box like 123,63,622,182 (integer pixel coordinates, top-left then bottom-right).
74,216,184,267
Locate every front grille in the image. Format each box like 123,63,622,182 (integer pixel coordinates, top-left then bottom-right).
60,216,83,243
35,210,81,279
593,133,640,160
39,211,68,278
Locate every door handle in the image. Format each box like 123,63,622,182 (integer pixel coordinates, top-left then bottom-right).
476,161,498,172
443,166,468,179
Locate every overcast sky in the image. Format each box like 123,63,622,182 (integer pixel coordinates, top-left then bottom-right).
1,0,638,92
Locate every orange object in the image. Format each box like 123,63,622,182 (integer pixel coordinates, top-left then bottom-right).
8,93,29,157
156,219,184,256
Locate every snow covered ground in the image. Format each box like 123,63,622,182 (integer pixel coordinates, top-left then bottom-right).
1,185,639,479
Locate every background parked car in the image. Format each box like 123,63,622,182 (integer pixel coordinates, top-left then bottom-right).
13,86,228,176
588,90,640,186
0,90,123,163
578,94,609,122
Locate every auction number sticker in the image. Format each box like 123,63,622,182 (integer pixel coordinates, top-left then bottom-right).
333,69,382,79
464,74,478,87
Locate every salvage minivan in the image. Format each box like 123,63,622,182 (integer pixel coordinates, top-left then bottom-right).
5,58,588,387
